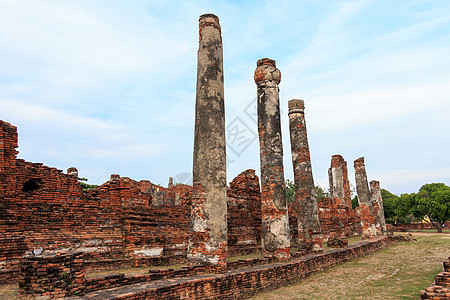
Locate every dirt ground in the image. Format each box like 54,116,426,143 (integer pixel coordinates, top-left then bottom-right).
252,232,449,300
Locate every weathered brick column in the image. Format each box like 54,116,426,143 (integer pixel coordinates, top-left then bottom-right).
370,180,387,234
329,155,346,206
288,99,322,251
328,155,354,237
329,155,352,208
188,14,227,270
354,157,371,206
254,58,290,260
354,157,381,238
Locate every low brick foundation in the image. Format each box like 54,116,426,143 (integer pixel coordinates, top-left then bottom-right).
69,236,397,299
19,251,85,298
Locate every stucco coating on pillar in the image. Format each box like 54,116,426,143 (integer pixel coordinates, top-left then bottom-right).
354,157,371,206
189,14,227,269
288,99,322,251
354,157,382,238
255,58,290,261
370,180,387,234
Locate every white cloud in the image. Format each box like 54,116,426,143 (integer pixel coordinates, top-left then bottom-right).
0,0,449,192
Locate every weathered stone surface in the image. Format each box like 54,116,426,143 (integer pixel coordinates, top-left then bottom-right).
321,155,360,240
288,99,322,251
354,157,382,238
189,14,227,269
354,157,370,205
255,58,290,260
370,180,387,234
329,155,351,208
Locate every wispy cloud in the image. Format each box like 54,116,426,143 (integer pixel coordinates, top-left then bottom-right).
0,1,449,192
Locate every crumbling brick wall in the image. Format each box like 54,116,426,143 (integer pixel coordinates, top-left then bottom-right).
1,120,264,281
317,197,361,241
1,121,124,281
227,169,261,256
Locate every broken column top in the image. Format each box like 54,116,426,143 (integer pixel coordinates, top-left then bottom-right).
354,156,365,165
257,58,276,67
110,174,120,181
254,58,281,85
370,180,380,188
354,157,366,173
331,154,345,167
288,99,305,114
199,13,219,22
199,14,221,41
66,167,78,177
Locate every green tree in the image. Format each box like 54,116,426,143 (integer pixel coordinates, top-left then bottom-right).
285,179,295,202
315,185,329,201
78,177,98,191
393,193,415,224
410,183,450,232
380,189,399,224
285,180,329,203
351,195,359,209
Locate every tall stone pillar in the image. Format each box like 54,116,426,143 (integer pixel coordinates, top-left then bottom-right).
255,58,290,261
288,99,322,251
329,155,347,206
370,180,386,234
354,157,370,206
188,14,227,269
329,155,353,237
354,157,381,238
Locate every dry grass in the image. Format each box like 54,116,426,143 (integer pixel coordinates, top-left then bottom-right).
85,263,187,278
252,233,450,300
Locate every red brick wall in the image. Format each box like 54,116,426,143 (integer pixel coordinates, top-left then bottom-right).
317,197,361,240
1,120,265,281
227,169,261,256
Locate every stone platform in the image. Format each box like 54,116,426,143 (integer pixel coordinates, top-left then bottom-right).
71,236,397,300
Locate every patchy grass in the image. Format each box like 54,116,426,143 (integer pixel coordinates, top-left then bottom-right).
252,233,449,300
228,251,262,261
406,228,450,233
84,262,188,278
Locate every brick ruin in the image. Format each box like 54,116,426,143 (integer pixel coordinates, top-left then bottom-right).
318,155,361,241
0,120,264,282
420,257,450,299
0,13,393,298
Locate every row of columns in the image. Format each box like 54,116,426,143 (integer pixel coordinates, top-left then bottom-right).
189,13,385,269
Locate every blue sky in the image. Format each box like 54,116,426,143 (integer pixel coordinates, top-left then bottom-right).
1,0,449,195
